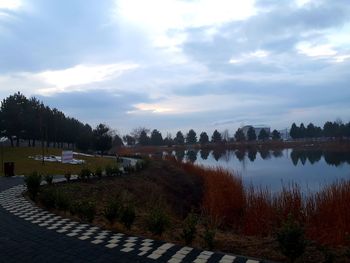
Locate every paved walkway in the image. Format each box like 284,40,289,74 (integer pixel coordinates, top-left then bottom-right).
0,177,268,263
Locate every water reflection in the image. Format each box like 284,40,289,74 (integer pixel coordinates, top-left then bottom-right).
200,149,210,160
171,148,350,192
175,149,185,162
175,149,350,167
247,149,257,162
186,149,198,163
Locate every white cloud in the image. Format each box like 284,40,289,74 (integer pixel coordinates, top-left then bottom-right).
34,63,139,95
0,0,21,10
296,42,337,57
115,0,256,49
229,49,269,64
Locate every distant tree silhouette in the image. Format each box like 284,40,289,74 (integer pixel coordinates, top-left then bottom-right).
174,131,185,145
258,129,269,141
138,130,150,146
234,128,245,142
290,123,299,139
247,127,257,141
199,132,209,145
93,124,112,155
272,129,281,140
211,130,222,143
150,129,163,145
186,129,197,144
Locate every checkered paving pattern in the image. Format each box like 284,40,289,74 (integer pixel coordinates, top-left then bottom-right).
0,181,266,263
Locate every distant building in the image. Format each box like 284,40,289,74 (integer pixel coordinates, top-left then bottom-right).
278,128,291,140
241,125,270,138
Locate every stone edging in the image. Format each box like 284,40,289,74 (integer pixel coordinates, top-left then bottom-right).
0,179,266,263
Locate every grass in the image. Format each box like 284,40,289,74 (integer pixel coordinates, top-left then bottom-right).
0,147,116,176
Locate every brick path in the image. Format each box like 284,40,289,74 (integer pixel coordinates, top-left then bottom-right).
0,177,269,263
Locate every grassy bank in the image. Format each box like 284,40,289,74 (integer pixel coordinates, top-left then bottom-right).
31,158,350,262
0,147,116,176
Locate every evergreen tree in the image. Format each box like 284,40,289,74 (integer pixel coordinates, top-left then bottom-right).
299,123,306,138
150,129,163,145
139,130,150,146
247,127,257,141
290,123,299,139
174,131,185,145
93,124,112,155
186,129,197,144
211,129,222,143
199,132,209,145
272,129,281,140
258,129,269,141
234,128,245,142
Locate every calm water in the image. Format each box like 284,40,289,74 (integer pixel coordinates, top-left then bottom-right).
171,149,350,193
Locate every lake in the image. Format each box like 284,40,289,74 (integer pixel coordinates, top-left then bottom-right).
171,149,350,193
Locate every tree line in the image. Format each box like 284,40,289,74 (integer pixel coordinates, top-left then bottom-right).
0,92,118,154
289,121,350,139
1,93,349,153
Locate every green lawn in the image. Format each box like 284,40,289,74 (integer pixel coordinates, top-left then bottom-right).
0,147,117,176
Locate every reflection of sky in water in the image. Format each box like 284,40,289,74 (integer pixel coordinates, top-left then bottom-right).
182,149,350,193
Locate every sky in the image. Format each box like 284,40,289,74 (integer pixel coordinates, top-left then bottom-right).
0,0,350,136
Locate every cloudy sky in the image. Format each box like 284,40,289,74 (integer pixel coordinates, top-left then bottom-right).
0,0,350,136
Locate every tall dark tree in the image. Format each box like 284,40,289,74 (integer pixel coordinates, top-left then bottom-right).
290,123,299,139
247,127,257,141
174,131,185,145
211,130,222,143
138,130,150,146
299,123,306,138
76,124,93,151
199,132,209,145
93,124,112,155
234,128,245,142
150,129,163,145
258,129,269,141
272,129,281,140
1,92,28,146
186,129,197,144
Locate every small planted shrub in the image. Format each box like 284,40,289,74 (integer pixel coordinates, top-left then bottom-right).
181,212,198,245
55,191,71,212
79,168,91,180
111,165,120,176
74,200,96,223
147,206,170,236
201,217,217,250
44,174,53,185
277,215,306,263
39,188,56,209
64,171,71,182
120,204,136,230
95,167,103,179
105,165,113,176
103,199,121,225
24,172,42,200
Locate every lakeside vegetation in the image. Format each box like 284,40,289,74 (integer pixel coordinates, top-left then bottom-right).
25,158,350,262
